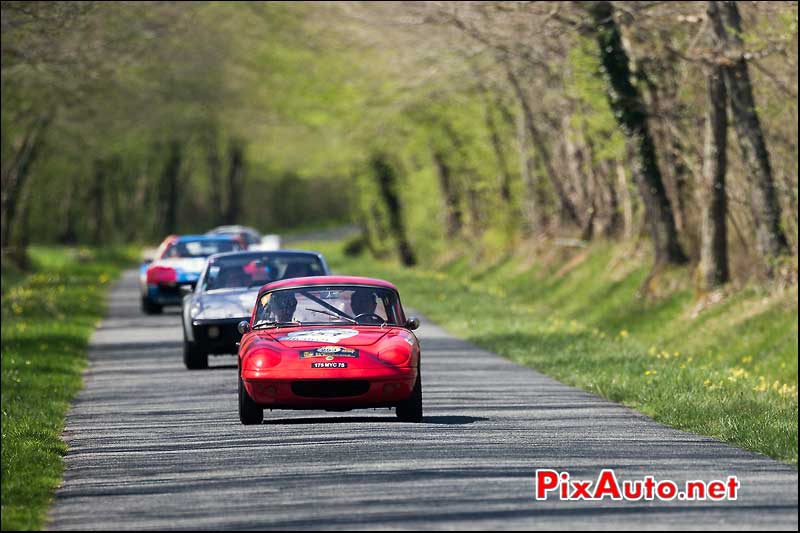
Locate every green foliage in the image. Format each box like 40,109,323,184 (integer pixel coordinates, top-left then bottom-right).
1,246,138,530
2,1,798,272
566,38,626,162
1,2,367,245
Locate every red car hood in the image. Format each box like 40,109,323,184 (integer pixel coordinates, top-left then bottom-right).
263,326,391,348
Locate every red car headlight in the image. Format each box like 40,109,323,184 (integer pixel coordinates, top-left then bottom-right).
243,348,282,370
146,266,177,284
378,347,411,366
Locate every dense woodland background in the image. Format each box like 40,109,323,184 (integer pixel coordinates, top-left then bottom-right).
2,1,797,288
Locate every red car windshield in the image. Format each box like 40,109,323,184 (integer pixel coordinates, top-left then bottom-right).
254,286,402,328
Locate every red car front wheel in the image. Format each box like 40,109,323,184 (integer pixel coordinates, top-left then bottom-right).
239,376,264,425
396,372,422,422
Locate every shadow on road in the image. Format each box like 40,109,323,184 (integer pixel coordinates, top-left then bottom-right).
263,415,488,425
205,363,238,370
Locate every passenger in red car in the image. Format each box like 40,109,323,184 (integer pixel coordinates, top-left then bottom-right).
351,289,377,316
271,292,298,322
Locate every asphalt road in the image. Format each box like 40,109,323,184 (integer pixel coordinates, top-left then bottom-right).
48,270,798,530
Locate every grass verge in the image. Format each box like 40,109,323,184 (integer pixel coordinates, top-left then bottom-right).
306,239,798,465
1,246,138,530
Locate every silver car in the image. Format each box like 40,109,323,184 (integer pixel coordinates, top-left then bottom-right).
181,250,330,369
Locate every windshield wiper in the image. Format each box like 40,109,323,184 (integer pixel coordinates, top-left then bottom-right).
304,308,357,324
252,320,302,330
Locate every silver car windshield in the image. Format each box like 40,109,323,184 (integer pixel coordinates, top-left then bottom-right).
201,254,326,292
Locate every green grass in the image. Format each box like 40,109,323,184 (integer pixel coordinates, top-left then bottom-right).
308,239,798,465
1,246,139,531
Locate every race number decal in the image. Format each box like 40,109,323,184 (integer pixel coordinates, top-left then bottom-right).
279,329,359,344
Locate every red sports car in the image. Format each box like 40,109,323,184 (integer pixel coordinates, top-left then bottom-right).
236,276,422,424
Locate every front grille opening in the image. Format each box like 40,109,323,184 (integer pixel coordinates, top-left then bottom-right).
292,380,370,398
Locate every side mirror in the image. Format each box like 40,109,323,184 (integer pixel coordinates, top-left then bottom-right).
404,317,420,330
142,258,153,266
238,320,251,335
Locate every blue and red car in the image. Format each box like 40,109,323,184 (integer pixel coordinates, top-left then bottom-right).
139,234,243,314
236,276,422,424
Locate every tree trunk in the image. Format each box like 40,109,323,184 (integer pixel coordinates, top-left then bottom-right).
90,159,106,245
663,128,691,235
355,211,379,257
516,111,537,234
11,184,34,269
516,109,549,234
131,161,152,241
640,65,691,236
586,1,688,266
160,140,182,234
224,139,245,224
204,124,224,225
600,161,622,238
709,0,789,260
698,55,730,290
465,179,484,231
432,150,463,238
1,114,51,250
505,66,581,226
371,153,416,266
107,155,124,244
476,80,513,206
616,159,634,240
439,121,485,235
58,179,80,244
562,115,594,236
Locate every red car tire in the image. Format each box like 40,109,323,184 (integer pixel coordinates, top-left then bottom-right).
396,371,423,422
239,375,264,425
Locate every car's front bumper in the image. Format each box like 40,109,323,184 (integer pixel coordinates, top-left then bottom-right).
192,317,246,354
241,367,418,409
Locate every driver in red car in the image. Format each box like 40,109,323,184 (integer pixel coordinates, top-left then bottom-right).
271,291,298,323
